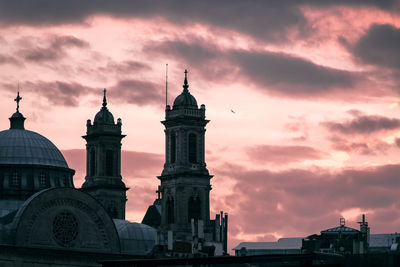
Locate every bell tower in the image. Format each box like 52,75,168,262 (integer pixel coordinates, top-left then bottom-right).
158,70,213,242
81,89,128,219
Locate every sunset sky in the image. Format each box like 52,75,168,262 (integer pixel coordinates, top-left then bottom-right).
1,1,400,252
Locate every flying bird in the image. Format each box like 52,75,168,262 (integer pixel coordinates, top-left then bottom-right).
231,109,236,114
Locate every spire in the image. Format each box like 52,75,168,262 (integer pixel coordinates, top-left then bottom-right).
183,69,189,92
102,88,107,108
10,90,25,130
14,89,22,112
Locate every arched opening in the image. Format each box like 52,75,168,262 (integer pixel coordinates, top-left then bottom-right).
106,150,114,176
188,196,201,222
90,149,96,176
170,132,176,163
167,196,174,224
188,133,197,163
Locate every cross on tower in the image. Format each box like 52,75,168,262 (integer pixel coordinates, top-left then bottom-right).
14,91,22,112
102,88,107,107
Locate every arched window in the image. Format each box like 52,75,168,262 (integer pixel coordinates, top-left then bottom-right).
39,172,49,188
106,150,114,176
170,132,176,164
167,197,174,224
188,196,201,222
11,171,21,188
90,149,96,176
188,133,197,163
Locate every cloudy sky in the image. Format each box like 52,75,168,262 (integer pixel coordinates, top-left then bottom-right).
1,0,400,251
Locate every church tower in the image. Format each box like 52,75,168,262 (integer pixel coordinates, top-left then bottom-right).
158,70,213,242
81,89,128,219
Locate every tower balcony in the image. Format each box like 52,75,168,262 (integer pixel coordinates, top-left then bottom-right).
165,105,205,120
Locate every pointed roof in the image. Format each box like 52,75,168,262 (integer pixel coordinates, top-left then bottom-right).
94,89,115,124
172,70,198,109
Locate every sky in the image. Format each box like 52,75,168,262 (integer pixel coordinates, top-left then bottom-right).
1,0,400,252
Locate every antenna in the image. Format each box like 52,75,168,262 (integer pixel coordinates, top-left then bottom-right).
166,63,168,107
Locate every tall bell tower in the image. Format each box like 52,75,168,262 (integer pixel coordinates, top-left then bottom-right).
81,89,128,219
158,70,213,242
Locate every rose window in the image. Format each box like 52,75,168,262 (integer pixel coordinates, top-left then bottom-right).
52,211,79,247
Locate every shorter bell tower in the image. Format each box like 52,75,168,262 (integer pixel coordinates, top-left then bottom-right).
81,89,128,219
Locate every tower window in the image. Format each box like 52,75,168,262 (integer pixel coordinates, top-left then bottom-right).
188,196,201,222
106,150,114,176
188,133,197,163
11,171,21,188
39,172,50,188
63,175,68,187
170,132,176,164
167,196,174,224
90,149,96,176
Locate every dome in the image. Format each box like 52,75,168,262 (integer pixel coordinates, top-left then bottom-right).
94,89,115,124
113,219,156,255
173,91,198,109
0,129,69,168
172,69,198,109
94,107,115,124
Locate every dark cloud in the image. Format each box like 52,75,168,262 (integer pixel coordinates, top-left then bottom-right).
109,79,164,106
1,77,163,107
0,1,396,44
0,1,309,43
323,115,400,135
246,145,324,164
98,60,152,74
0,54,22,66
145,38,363,97
216,163,400,243
2,80,94,106
17,35,89,63
352,24,400,70
231,49,359,95
329,135,390,155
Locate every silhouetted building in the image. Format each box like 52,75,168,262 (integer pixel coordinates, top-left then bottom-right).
142,70,228,256
302,217,368,255
81,89,128,220
0,91,156,266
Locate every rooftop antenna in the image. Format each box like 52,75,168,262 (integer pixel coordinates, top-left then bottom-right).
165,63,168,107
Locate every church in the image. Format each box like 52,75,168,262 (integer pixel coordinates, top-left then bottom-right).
0,71,227,266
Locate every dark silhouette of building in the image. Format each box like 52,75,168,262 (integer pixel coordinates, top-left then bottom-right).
142,70,228,256
0,91,156,266
81,89,128,220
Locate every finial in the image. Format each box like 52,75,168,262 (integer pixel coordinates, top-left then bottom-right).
14,88,22,113
183,69,189,92
102,88,107,108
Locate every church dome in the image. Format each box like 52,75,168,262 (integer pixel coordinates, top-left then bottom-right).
173,70,198,109
94,89,115,124
0,129,69,168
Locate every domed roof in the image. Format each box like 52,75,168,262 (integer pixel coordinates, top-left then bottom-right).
173,70,198,109
113,219,156,255
94,89,115,124
0,129,69,168
113,219,156,241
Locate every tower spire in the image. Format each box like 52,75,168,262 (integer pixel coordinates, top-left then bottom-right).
102,88,107,108
14,88,22,113
183,69,189,92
